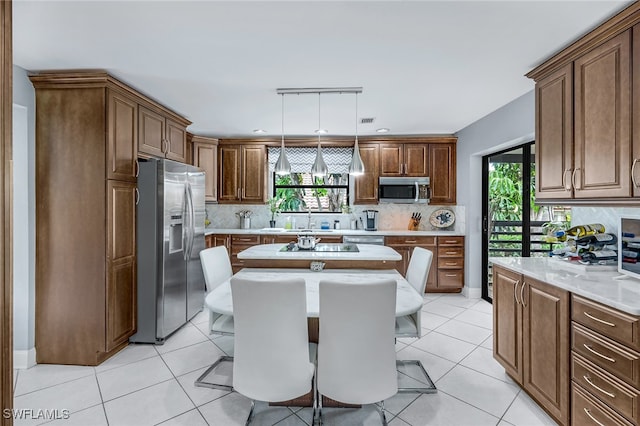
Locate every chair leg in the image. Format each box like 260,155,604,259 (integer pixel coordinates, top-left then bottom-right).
245,400,256,426
378,400,388,426
311,375,319,425
315,391,323,426
194,355,234,391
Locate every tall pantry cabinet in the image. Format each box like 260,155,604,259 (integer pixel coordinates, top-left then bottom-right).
30,72,189,365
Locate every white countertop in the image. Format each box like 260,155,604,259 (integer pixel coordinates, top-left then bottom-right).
205,268,423,318
205,228,464,237
238,243,402,261
490,257,640,315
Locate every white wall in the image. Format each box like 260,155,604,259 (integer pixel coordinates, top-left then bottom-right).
455,90,535,298
13,65,36,368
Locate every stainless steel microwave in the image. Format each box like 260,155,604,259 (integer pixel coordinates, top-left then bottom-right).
378,177,430,203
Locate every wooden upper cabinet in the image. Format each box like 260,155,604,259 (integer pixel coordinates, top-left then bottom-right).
380,143,428,177
192,136,218,202
354,143,380,204
574,30,631,199
429,143,456,204
535,64,573,200
107,89,138,182
138,105,188,164
632,24,640,197
218,144,266,203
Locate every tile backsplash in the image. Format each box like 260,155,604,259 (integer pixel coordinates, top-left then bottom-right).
206,203,465,233
571,207,640,234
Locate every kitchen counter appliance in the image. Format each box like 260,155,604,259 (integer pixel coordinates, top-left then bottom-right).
362,209,379,231
131,159,206,344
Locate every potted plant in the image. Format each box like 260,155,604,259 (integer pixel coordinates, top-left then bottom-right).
267,197,282,228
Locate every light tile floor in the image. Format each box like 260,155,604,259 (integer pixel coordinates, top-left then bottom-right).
13,294,559,426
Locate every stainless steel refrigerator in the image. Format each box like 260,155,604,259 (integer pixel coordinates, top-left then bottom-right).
131,158,206,344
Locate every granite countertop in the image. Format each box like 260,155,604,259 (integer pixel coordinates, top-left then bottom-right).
205,228,464,237
237,243,402,261
490,257,640,315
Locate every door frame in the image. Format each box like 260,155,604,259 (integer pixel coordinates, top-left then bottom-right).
482,141,534,302
1,0,13,421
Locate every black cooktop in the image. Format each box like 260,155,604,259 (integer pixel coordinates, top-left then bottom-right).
280,243,359,253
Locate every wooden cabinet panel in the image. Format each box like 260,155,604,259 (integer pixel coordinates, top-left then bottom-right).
522,277,570,425
437,270,463,289
107,181,136,261
573,295,640,351
535,64,574,200
193,137,218,202
354,143,380,204
138,106,165,158
166,118,187,163
493,266,523,384
380,143,403,176
107,90,137,182
405,144,429,176
106,258,136,352
574,30,631,199
429,143,456,204
218,144,266,203
241,145,266,202
386,236,436,245
572,384,634,426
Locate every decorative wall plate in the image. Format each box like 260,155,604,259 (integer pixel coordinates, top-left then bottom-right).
429,209,455,228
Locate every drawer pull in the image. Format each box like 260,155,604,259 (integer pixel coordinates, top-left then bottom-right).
583,408,605,426
445,251,457,255
583,311,616,327
583,375,615,398
445,274,458,277
583,344,616,363
405,240,417,243
445,262,457,266
444,240,457,244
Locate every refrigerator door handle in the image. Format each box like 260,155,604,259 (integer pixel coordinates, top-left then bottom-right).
186,182,196,259
182,184,189,262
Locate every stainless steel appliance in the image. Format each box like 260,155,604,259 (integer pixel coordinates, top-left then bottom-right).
362,210,379,231
131,158,206,344
378,177,430,203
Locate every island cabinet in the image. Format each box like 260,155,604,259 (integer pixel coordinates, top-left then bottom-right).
493,265,570,425
354,143,380,204
571,295,640,426
192,136,219,202
138,105,189,164
30,72,152,365
528,4,640,203
218,144,266,204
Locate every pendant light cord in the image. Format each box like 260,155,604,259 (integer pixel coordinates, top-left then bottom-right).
281,93,285,145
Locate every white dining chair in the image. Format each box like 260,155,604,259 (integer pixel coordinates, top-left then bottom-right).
195,246,235,390
317,279,397,425
232,276,317,425
395,247,437,394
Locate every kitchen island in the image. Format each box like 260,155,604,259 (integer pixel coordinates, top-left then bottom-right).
237,243,402,270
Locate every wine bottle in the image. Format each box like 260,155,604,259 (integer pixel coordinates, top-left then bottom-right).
565,223,605,238
575,233,617,248
580,250,618,262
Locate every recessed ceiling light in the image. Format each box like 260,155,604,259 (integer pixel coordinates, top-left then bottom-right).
253,129,267,134
376,128,390,133
315,129,328,134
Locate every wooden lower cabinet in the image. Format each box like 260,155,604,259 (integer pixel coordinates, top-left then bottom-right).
493,266,570,425
571,295,640,425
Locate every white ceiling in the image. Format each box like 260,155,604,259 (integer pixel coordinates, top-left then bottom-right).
13,0,631,138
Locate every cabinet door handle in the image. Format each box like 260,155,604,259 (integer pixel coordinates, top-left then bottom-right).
135,188,140,205
583,375,615,398
583,344,616,363
135,159,140,178
162,139,168,154
632,158,639,188
583,408,605,426
520,281,527,307
513,280,520,305
583,311,616,327
572,168,581,190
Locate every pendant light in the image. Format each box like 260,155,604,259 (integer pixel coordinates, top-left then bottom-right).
349,92,365,176
274,93,291,175
311,93,328,177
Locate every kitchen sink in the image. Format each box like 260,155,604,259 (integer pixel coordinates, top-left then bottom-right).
286,229,334,232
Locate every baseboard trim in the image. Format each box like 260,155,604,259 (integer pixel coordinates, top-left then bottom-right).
462,286,482,299
14,348,36,369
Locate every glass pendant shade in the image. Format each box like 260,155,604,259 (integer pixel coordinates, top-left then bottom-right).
349,138,365,176
274,94,291,175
